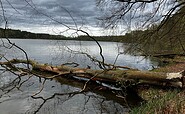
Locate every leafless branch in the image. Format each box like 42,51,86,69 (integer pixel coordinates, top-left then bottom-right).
0,0,30,69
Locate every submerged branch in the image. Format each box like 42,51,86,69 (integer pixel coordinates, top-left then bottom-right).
1,58,185,113
65,46,134,70
0,59,184,88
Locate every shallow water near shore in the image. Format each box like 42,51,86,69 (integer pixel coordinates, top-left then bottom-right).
0,39,159,114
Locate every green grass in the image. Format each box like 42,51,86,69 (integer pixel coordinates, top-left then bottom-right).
130,89,181,114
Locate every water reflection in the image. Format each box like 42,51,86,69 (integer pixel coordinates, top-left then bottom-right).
0,39,157,114
0,67,129,114
33,94,128,114
8,39,158,70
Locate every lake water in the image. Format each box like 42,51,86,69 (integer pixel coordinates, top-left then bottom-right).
0,39,158,114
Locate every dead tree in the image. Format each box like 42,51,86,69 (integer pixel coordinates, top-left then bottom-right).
1,59,185,89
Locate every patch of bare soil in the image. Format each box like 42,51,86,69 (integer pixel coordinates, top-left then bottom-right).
163,62,185,73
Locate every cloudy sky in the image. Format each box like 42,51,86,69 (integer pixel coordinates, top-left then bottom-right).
0,0,107,36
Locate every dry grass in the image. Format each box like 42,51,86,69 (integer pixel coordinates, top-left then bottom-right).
153,56,185,73
130,88,185,114
129,56,185,114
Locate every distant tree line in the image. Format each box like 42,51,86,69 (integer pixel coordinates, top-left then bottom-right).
0,27,130,42
2,9,185,55
0,28,66,40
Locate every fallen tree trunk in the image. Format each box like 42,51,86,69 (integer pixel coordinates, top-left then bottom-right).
0,59,185,88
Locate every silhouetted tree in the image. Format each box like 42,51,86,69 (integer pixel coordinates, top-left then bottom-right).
97,0,185,55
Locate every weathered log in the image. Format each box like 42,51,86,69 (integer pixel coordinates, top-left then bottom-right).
0,59,185,88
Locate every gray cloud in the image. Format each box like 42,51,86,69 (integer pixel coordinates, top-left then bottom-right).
0,0,101,35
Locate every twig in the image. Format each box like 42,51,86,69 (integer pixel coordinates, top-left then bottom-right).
32,79,46,97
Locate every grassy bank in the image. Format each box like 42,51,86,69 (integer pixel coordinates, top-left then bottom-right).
130,88,185,114
130,56,185,114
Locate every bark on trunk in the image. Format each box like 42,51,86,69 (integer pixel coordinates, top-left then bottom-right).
0,59,184,88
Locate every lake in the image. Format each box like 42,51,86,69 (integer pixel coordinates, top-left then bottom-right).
0,39,158,114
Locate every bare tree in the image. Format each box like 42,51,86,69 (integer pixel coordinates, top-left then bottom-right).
1,0,185,113
0,0,137,113
97,0,185,55
97,0,185,29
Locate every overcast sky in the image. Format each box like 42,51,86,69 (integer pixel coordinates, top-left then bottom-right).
0,0,107,36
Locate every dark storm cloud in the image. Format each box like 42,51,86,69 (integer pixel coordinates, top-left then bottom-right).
35,0,98,26
0,0,100,34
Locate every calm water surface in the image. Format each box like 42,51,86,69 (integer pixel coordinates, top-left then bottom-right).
0,39,158,114
5,39,157,69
